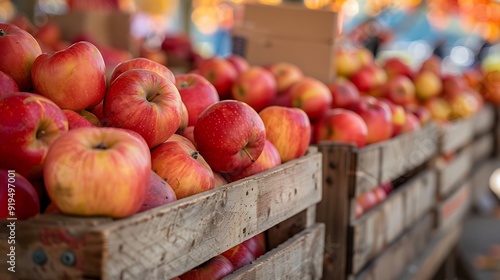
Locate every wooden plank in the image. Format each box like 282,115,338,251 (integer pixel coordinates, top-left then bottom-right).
436,181,471,232
400,224,462,280
316,144,353,280
472,104,495,136
403,170,436,229
436,147,472,197
472,133,494,163
439,119,474,154
266,205,316,250
354,145,382,196
0,152,322,280
352,214,433,280
225,223,325,280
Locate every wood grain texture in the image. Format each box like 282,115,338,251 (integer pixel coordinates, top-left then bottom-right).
472,133,494,163
225,223,325,280
439,119,474,154
436,181,471,232
472,105,495,137
2,151,321,280
266,206,316,251
436,147,472,197
402,170,436,230
352,214,433,280
354,145,382,196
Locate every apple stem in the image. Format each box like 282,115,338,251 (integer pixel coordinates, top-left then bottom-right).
180,81,189,88
243,147,255,162
0,29,5,37
94,142,107,150
147,92,161,102
191,151,199,159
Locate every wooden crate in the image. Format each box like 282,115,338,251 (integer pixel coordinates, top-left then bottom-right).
435,146,472,198
349,169,436,274
472,132,495,164
472,104,496,137
439,118,474,154
435,180,471,232
226,223,325,280
316,124,438,280
350,213,434,280
0,150,322,280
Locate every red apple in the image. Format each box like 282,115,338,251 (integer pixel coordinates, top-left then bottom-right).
259,106,311,162
379,98,406,137
231,67,277,112
447,91,480,119
350,97,393,144
327,78,360,109
110,57,175,84
0,71,19,96
382,57,413,79
214,172,228,188
380,182,394,195
180,126,197,148
226,54,249,75
104,69,183,149
63,109,95,129
462,68,482,90
0,23,42,91
270,88,293,107
335,48,362,78
179,255,235,280
89,100,104,122
441,75,468,98
221,243,256,270
229,140,281,181
32,41,106,110
33,23,61,49
355,202,364,218
194,100,266,174
176,73,220,126
266,62,304,94
349,66,377,93
0,170,40,220
77,110,101,127
137,171,177,213
414,70,442,101
177,102,189,134
28,177,46,203
100,46,134,69
198,57,238,99
243,233,267,259
384,75,416,106
372,187,387,204
406,105,432,125
419,55,442,76
357,191,377,212
168,133,198,148
151,140,215,199
44,202,60,214
8,15,37,34
290,77,332,121
44,127,151,218
400,111,421,133
424,97,451,122
140,46,168,66
0,92,68,179
313,108,368,147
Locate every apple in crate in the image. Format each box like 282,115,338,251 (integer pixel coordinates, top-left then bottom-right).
229,140,281,182
290,77,332,121
379,98,406,137
109,57,175,84
63,109,95,129
177,102,189,134
214,172,228,188
104,69,183,149
335,48,361,78
77,110,101,127
357,191,377,212
221,243,256,270
414,70,442,101
424,97,451,122
226,54,249,75
406,105,431,125
259,106,311,162
44,127,150,217
384,75,416,106
151,137,215,199
0,170,40,220
266,62,304,94
441,75,468,98
198,57,238,100
328,77,360,109
447,91,481,119
0,71,19,96
350,97,393,144
176,73,220,126
313,108,368,148
0,23,42,91
137,171,177,213
400,112,421,133
194,100,266,174
31,41,106,111
419,55,442,76
382,57,413,79
243,233,267,258
179,255,235,280
232,67,277,112
0,93,68,179
180,126,197,148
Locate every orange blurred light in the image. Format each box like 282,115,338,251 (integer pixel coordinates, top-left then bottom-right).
191,6,219,34
304,0,331,9
258,0,282,5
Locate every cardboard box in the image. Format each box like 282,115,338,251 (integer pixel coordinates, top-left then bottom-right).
48,11,135,54
232,3,338,83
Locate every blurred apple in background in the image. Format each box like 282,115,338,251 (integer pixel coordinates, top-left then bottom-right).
406,105,432,125
176,73,219,126
313,108,368,148
179,255,235,280
110,57,175,84
357,48,375,67
140,45,168,66
419,55,442,76
383,75,416,106
289,77,332,121
400,112,421,133
8,15,37,34
357,191,377,212
481,70,500,105
425,97,451,122
335,48,362,78
414,70,443,101
382,57,413,79
198,57,238,100
259,106,311,162
0,23,42,91
0,170,40,220
0,71,19,96
137,171,177,213
266,62,304,94
447,91,481,119
231,67,277,112
221,243,256,270
33,23,61,50
372,187,387,204
350,97,393,144
379,98,406,137
328,78,360,109
441,75,469,99
226,54,249,75
462,68,483,90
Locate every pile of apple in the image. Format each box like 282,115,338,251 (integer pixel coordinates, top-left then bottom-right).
173,233,266,279
0,23,312,221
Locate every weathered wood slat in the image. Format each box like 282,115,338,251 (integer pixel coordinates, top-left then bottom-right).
436,181,471,232
0,151,322,280
225,223,325,280
439,119,474,154
436,147,472,197
472,133,494,163
351,214,433,280
402,170,436,230
472,105,495,136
